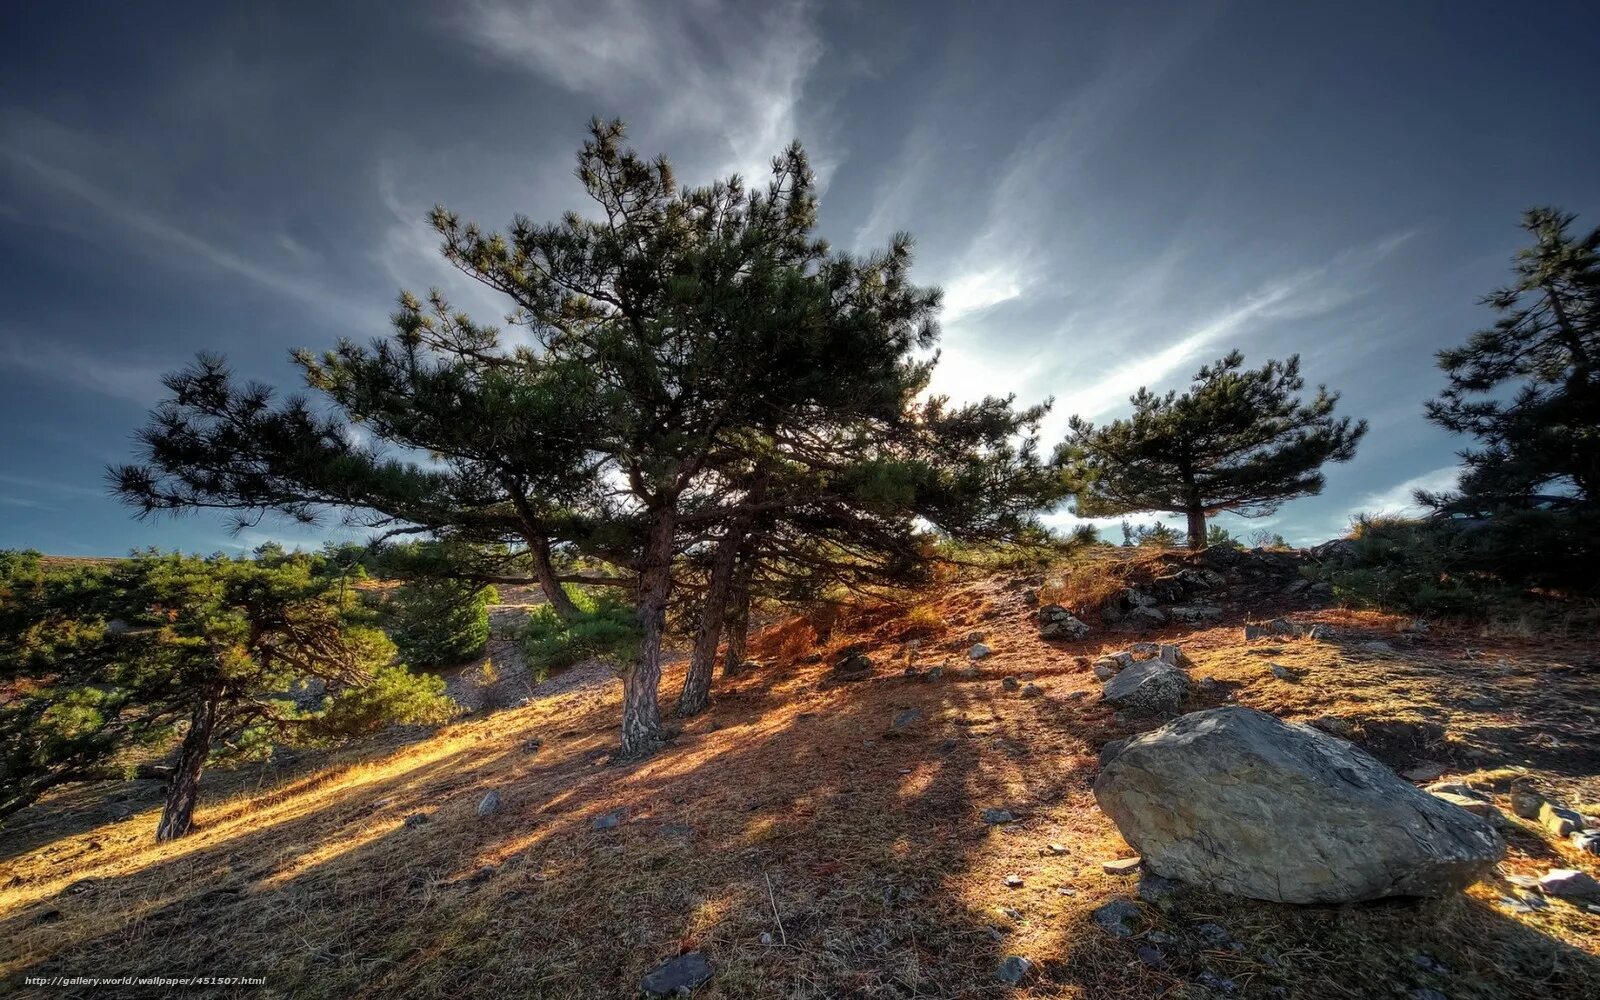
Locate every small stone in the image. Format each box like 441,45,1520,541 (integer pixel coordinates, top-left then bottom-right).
956,665,979,679
1268,663,1294,681
1425,781,1487,800
476,791,502,817
522,738,544,754
1431,791,1499,820
1137,945,1167,969
1090,898,1140,937
1192,922,1235,949
640,951,713,997
925,666,944,681
982,807,1016,825
994,955,1032,985
759,932,773,946
1102,857,1141,876
403,812,429,828
970,643,993,660
1002,676,1021,691
1046,842,1069,855
1539,802,1584,837
1510,781,1544,820
1538,868,1600,901
966,631,986,643
1003,874,1024,888
891,708,922,730
1093,661,1118,680
1020,682,1044,699
1128,642,1161,660
1402,762,1447,782
1572,831,1600,855
1057,886,1077,896
1137,873,1181,903
1195,970,1237,993
592,809,626,830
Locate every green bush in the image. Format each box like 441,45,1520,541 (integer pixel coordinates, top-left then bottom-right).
382,580,498,667
1321,511,1598,614
520,590,640,677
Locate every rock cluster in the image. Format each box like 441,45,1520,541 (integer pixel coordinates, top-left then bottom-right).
1094,642,1193,717
1037,604,1090,639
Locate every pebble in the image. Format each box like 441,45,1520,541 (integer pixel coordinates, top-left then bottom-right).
639,952,713,997
981,808,1016,825
1538,868,1600,901
475,791,502,817
1003,874,1024,888
1002,676,1021,691
995,955,1032,985
1091,898,1140,937
1101,857,1142,876
1046,842,1069,855
592,809,626,830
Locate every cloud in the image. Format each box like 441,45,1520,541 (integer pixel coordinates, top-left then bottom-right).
0,134,371,329
940,267,1024,322
455,0,826,184
0,338,167,405
1338,465,1459,527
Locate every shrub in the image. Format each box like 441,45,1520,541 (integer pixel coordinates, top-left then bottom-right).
520,590,640,677
382,580,498,667
1320,512,1599,614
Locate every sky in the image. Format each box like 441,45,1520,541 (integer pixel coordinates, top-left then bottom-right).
1,1,1598,555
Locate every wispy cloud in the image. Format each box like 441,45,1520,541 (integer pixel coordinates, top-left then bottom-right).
456,0,826,185
1336,465,1459,529
0,132,370,328
0,338,167,405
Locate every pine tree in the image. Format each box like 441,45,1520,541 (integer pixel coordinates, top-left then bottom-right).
0,550,453,837
114,120,1058,757
1422,207,1600,513
1058,352,1367,548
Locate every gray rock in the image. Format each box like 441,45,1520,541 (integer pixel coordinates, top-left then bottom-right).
1101,660,1191,716
1038,604,1091,639
1538,868,1600,901
403,812,430,828
1129,642,1161,660
994,955,1032,985
924,665,944,681
1167,604,1224,624
1431,791,1499,820
1020,682,1044,699
892,708,922,729
982,807,1016,825
1572,831,1600,855
1158,643,1188,666
1113,605,1169,632
640,951,713,996
1092,659,1120,680
1539,801,1584,837
1093,706,1506,903
476,791,502,817
1002,676,1021,691
1102,857,1141,875
1090,898,1140,937
969,642,993,660
834,652,874,678
1137,873,1182,903
1509,781,1544,820
1268,663,1294,681
593,809,627,830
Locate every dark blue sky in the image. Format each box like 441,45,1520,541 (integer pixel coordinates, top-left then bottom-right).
2,1,1597,554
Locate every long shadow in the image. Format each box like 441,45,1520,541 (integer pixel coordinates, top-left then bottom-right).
6,631,1599,1000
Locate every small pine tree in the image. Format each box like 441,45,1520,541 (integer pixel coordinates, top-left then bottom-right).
0,550,454,838
381,579,498,668
1423,207,1600,512
1059,353,1367,549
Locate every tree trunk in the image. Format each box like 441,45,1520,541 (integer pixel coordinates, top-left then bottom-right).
676,528,744,715
156,699,219,842
1186,507,1207,550
721,553,755,677
618,508,673,759
527,533,581,621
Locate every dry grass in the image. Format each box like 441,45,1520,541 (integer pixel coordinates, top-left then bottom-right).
1038,547,1177,619
2,567,1599,998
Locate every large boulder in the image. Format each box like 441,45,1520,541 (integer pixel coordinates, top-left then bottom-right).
1101,660,1190,716
1094,707,1505,904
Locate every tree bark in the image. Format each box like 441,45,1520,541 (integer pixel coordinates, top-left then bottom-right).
527,532,581,621
721,553,755,677
1186,507,1207,550
618,508,673,759
156,699,219,842
676,528,744,715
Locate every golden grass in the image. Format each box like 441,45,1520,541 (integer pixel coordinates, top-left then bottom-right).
3,567,1599,998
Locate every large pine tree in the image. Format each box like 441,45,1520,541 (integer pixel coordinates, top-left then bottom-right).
114,120,1058,757
1422,207,1600,513
1057,352,1367,548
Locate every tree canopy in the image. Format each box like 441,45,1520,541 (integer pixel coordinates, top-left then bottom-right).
113,120,1061,757
1422,207,1600,513
1058,352,1367,548
0,549,453,839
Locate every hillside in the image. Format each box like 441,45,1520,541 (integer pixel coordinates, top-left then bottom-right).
3,556,1599,999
